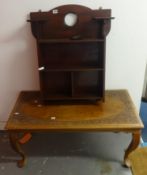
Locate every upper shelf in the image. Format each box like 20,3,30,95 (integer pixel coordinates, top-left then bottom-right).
27,17,115,23
38,39,104,44
93,17,115,21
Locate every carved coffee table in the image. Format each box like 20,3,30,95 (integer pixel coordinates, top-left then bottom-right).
5,90,143,168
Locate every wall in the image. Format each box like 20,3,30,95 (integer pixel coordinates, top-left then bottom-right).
0,0,147,128
142,64,147,99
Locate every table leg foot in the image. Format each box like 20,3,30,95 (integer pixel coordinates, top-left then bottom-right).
17,159,26,168
9,132,26,168
123,130,141,167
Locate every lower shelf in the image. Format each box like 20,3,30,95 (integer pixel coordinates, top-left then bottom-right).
40,70,104,102
41,93,102,101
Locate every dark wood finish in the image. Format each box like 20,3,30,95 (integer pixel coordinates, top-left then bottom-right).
5,90,143,167
9,132,26,167
124,131,141,167
28,5,113,102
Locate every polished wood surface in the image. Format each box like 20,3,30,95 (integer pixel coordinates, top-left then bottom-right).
5,89,143,167
5,89,143,131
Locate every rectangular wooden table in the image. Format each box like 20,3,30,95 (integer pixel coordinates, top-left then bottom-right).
5,89,143,168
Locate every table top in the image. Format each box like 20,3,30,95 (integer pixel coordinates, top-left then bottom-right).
5,90,143,132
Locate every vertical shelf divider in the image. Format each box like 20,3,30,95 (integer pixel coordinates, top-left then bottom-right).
71,71,74,97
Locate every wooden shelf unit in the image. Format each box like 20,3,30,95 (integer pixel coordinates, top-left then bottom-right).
28,5,113,102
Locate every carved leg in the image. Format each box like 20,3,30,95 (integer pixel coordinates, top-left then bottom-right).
124,130,141,167
9,132,26,168
19,133,32,144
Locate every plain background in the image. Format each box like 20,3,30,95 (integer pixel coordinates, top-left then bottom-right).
0,0,147,126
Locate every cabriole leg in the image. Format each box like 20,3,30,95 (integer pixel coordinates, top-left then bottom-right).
124,130,141,167
9,132,26,168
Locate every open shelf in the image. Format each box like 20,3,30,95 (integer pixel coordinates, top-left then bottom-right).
40,70,103,101
40,42,105,69
73,71,103,98
40,71,71,99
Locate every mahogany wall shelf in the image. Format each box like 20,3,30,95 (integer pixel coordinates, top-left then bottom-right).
28,5,113,102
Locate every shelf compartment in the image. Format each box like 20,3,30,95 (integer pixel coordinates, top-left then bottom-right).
73,71,103,98
40,71,71,99
39,42,104,68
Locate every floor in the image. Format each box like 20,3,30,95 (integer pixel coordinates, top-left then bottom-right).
0,131,132,175
140,101,147,143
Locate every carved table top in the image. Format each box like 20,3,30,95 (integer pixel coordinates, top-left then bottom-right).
5,90,143,131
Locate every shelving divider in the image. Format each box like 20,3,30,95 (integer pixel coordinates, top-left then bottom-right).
71,72,74,97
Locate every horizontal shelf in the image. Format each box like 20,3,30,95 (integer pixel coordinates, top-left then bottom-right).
42,94,102,101
38,39,104,44
93,17,115,21
27,19,47,22
27,17,114,23
40,67,104,72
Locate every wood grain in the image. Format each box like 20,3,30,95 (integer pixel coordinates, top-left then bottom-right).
5,90,143,131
